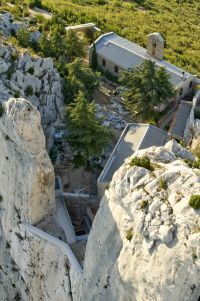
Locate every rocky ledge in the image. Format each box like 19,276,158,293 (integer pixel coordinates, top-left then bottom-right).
79,140,200,301
0,42,64,148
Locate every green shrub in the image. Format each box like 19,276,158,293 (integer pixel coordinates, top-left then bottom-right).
193,145,200,159
193,159,200,169
49,145,59,162
13,91,20,98
192,253,197,262
105,184,110,190
17,28,31,48
189,195,200,210
0,195,2,202
159,178,167,190
184,158,200,169
25,86,33,96
6,241,11,249
0,104,4,117
130,156,153,171
126,228,133,241
6,67,15,80
140,200,148,209
194,108,200,119
10,52,18,62
183,158,193,168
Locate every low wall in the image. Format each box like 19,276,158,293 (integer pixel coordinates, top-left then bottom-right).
184,90,200,142
23,223,82,300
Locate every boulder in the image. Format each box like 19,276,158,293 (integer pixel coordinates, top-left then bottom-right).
78,142,200,301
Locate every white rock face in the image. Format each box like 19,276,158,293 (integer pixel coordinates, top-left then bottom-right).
0,43,64,148
0,12,27,36
0,98,72,301
79,140,200,301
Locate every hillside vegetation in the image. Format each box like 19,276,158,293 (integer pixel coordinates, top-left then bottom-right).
41,0,200,77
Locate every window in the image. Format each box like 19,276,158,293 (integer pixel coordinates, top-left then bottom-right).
153,42,157,48
114,65,118,73
189,81,193,89
102,59,106,67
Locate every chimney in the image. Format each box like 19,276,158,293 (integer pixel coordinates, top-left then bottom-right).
147,32,164,60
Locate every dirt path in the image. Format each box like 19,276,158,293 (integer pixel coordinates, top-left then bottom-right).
29,7,52,19
7,3,52,19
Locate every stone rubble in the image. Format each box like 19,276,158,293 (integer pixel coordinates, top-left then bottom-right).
95,103,127,130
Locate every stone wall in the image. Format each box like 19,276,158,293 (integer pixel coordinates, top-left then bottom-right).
97,55,124,78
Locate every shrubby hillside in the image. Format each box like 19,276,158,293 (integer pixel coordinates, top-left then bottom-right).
41,0,200,76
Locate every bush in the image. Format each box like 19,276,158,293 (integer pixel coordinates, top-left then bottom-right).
49,145,59,162
14,91,20,98
25,85,33,96
130,156,153,171
0,195,2,202
184,158,200,169
0,104,4,117
140,200,148,209
193,145,200,159
6,67,15,80
17,28,31,48
105,184,110,190
6,241,11,249
189,195,200,210
159,178,167,190
194,108,200,119
126,228,133,241
10,52,18,62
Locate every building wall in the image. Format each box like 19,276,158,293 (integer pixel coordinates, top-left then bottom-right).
176,75,195,99
97,55,125,78
147,34,164,60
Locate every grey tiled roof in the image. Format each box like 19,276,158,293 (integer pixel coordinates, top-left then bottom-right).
95,32,193,87
170,101,192,139
139,125,168,149
100,123,168,183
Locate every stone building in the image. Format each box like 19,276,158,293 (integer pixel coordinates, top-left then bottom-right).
90,32,199,100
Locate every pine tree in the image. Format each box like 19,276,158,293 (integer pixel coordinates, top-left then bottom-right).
91,43,98,70
121,60,175,120
66,91,112,168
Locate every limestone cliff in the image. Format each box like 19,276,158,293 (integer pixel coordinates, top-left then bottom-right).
1,99,200,301
0,98,72,301
0,43,64,148
79,140,200,301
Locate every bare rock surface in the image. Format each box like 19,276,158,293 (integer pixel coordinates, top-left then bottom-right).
0,98,72,301
0,43,64,148
79,140,200,301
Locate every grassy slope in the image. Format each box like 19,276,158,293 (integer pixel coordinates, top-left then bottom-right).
41,0,200,77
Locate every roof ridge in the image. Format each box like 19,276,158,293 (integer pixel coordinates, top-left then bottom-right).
104,35,148,62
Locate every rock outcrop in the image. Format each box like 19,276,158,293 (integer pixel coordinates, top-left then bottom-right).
79,140,200,301
0,98,72,300
0,12,27,36
0,43,64,148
